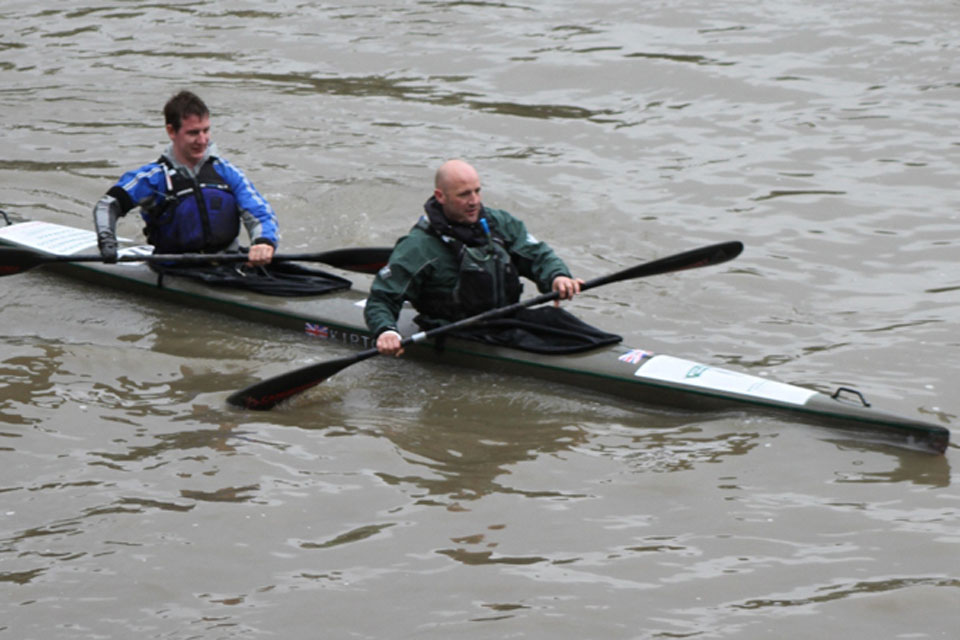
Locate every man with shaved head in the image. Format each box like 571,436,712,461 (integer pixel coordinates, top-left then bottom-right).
365,159,586,356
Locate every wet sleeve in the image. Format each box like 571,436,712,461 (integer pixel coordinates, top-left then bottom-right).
363,238,431,337
215,158,279,248
108,163,169,213
496,210,571,293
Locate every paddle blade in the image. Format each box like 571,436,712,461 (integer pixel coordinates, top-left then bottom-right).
226,348,379,410
584,241,743,291
0,247,56,276
305,247,393,274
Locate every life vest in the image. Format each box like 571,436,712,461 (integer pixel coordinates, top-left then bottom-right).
416,216,523,318
142,157,240,254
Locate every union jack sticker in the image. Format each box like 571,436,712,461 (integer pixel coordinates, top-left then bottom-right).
618,348,653,364
305,323,329,339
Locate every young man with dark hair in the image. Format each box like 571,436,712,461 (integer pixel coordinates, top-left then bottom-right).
93,90,278,266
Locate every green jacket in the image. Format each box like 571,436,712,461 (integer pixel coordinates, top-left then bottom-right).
364,206,572,337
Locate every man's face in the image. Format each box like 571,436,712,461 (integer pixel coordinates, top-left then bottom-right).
167,113,211,168
435,168,482,225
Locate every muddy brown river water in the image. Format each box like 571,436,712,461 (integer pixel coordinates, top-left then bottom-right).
1,2,958,638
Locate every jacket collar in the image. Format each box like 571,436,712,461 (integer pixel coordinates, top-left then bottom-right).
422,196,488,247
162,141,219,178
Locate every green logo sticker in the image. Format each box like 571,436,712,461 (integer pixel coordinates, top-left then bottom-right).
685,365,708,379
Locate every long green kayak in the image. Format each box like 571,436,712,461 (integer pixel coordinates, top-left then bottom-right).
0,218,950,454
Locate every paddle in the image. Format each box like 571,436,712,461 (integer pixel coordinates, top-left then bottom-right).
226,240,744,410
0,246,393,277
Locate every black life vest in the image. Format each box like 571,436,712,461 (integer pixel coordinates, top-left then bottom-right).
416,216,523,318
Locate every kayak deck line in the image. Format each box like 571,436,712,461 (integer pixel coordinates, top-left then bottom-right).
0,219,950,454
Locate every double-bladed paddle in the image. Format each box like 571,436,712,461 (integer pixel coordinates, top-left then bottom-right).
227,240,745,411
0,245,393,277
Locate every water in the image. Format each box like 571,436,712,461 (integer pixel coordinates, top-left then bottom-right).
1,1,958,638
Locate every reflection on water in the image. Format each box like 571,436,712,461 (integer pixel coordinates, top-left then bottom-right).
731,576,960,611
579,422,762,473
828,439,952,487
90,425,243,465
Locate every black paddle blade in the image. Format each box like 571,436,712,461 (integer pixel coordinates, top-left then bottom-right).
307,247,392,274
584,241,743,291
226,348,379,410
0,247,55,276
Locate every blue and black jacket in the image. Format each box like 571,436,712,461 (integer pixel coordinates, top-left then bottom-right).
94,142,278,254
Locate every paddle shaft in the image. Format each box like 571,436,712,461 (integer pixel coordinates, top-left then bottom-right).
409,240,743,346
33,252,375,264
0,246,393,276
227,240,744,410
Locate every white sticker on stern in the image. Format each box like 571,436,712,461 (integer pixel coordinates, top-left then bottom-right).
634,355,816,406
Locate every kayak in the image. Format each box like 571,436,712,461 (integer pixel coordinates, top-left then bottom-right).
0,218,950,454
